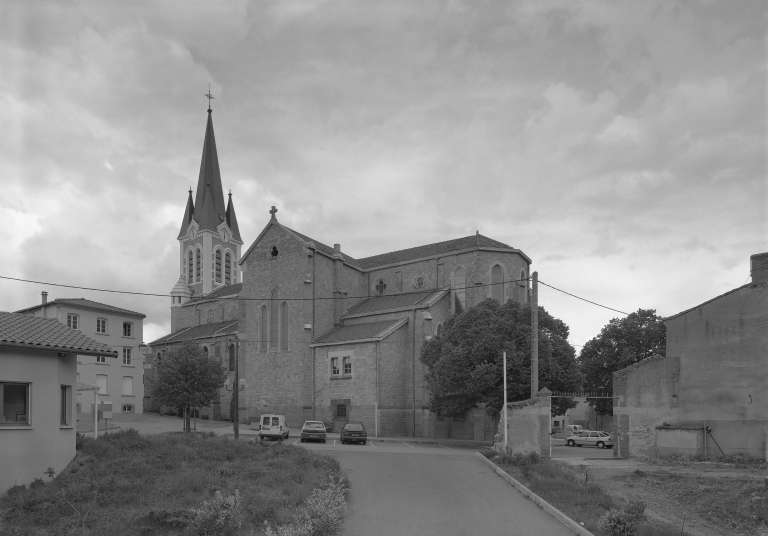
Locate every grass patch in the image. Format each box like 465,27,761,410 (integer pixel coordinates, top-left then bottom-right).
1,429,348,535
480,449,686,536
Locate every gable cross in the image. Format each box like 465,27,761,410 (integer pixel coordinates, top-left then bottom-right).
269,206,278,219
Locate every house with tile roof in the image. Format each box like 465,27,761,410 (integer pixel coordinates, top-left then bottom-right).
146,107,532,439
0,312,117,492
16,295,146,415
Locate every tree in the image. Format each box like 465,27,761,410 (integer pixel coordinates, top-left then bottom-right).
420,299,584,418
149,342,227,431
579,308,666,416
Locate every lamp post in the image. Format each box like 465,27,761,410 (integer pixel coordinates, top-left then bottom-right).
224,337,244,439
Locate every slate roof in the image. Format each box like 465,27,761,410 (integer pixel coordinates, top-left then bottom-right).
149,320,238,346
0,312,118,357
356,233,518,270
16,298,146,318
313,319,406,345
189,283,243,303
345,290,443,316
284,227,362,269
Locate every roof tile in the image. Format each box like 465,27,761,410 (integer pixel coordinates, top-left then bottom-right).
0,312,117,356
314,320,404,344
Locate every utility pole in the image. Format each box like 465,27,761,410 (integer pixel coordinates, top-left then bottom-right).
503,351,508,451
531,271,538,399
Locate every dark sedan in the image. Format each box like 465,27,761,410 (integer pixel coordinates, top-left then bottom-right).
340,422,368,444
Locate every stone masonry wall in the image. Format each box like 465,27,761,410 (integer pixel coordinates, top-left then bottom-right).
493,395,551,458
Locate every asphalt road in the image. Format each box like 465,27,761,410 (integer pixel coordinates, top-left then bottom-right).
300,441,573,536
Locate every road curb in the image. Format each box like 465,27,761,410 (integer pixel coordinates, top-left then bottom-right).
475,452,596,536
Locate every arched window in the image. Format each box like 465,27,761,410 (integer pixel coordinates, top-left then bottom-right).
270,290,279,349
202,346,208,357
195,248,202,282
224,252,232,284
520,270,527,303
280,302,288,350
491,265,503,303
187,250,194,284
260,305,268,352
453,267,466,313
215,250,222,283
228,344,235,372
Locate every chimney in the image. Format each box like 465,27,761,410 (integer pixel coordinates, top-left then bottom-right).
750,253,768,284
41,291,48,304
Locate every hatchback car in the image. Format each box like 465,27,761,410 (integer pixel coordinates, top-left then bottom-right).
566,430,613,448
300,421,327,443
340,422,367,444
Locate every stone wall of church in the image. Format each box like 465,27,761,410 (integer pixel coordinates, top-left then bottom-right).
365,250,529,310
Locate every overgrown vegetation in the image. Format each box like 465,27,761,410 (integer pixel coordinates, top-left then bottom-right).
0,429,348,535
481,449,686,536
421,299,583,418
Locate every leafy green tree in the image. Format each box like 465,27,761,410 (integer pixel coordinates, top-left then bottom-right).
421,299,584,418
149,342,227,431
579,309,666,415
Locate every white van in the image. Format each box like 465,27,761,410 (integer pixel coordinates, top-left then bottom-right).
255,414,290,440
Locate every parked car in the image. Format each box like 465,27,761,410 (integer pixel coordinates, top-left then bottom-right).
300,421,327,443
257,414,290,441
340,422,367,444
566,430,614,448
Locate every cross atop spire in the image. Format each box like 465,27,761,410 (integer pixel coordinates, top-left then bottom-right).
269,206,278,220
204,84,214,112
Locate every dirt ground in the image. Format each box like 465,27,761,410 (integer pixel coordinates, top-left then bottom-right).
564,459,768,536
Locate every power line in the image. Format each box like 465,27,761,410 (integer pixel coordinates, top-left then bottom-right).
0,274,529,302
538,279,629,316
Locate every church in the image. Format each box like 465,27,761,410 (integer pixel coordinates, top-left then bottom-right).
147,107,532,439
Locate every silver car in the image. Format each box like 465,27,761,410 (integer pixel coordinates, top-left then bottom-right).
566,430,614,448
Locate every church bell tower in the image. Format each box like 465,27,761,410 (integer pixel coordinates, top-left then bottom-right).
171,97,243,320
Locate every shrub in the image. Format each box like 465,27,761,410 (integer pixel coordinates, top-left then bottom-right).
598,501,646,536
192,489,242,536
716,452,764,464
264,475,349,536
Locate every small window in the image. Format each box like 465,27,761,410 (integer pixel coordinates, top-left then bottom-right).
96,318,107,334
156,353,162,367
96,374,108,395
96,355,106,364
270,246,279,258
123,322,133,337
215,249,222,283
196,248,202,281
343,356,351,375
336,404,347,418
60,385,72,425
262,416,270,426
331,357,339,375
375,279,386,295
203,346,209,357
271,417,280,426
122,377,133,396
1,383,29,424
67,314,79,330
76,403,81,413
121,404,134,413
436,324,443,338
123,348,132,366
228,345,235,372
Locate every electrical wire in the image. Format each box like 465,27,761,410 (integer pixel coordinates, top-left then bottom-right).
538,279,629,315
0,274,530,301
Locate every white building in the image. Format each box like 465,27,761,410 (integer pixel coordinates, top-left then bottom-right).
16,294,146,414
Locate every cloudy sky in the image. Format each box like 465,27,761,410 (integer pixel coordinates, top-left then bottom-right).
2,0,765,349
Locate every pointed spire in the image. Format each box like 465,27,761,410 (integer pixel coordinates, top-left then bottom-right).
177,188,195,239
226,191,242,242
193,111,227,233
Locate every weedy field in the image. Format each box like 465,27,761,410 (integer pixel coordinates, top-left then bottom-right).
0,430,349,536
482,449,689,536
